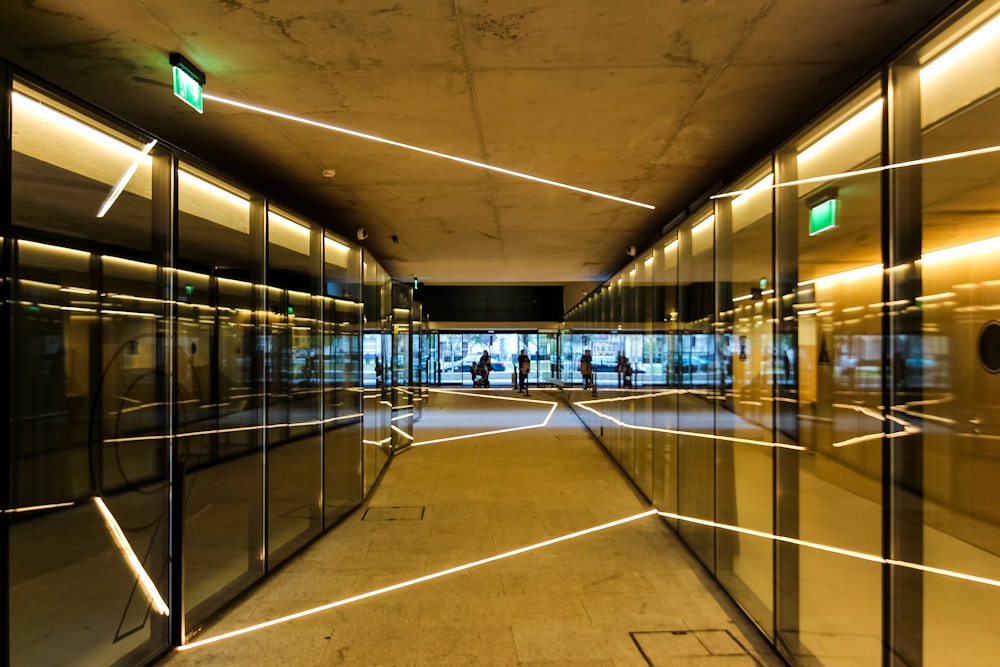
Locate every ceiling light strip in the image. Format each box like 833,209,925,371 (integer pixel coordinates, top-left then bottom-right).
712,144,1000,199
201,93,655,210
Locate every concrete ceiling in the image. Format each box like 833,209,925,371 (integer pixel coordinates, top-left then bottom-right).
0,0,957,303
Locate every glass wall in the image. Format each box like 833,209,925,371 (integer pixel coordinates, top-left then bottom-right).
4,75,392,665
911,6,1000,665
9,85,169,666
563,2,1000,665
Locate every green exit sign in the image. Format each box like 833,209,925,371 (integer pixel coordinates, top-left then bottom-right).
170,53,205,114
809,197,838,236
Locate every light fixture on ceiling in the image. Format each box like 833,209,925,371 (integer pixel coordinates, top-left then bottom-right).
321,168,336,178
202,93,656,210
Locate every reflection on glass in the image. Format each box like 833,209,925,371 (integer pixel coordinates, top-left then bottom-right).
10,83,168,666
917,7,1000,663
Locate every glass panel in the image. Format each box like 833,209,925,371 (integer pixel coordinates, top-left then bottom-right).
677,211,717,567
176,165,264,625
10,83,168,665
266,210,322,562
652,235,680,516
716,169,776,635
780,88,885,665
915,8,1000,664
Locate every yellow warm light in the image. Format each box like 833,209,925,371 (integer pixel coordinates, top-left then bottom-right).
692,215,714,234
664,239,678,253
12,91,143,161
797,100,883,165
177,509,657,650
798,263,883,289
201,93,654,210
93,497,169,616
921,13,1000,82
269,212,311,255
3,501,74,514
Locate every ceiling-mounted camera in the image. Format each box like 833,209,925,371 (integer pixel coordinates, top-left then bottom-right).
356,227,368,241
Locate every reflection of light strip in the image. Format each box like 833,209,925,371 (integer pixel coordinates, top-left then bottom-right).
93,497,169,616
575,396,805,451
101,414,364,444
830,404,920,448
3,501,74,514
97,139,157,218
713,144,1000,199
656,510,1000,589
178,509,657,650
391,412,414,422
202,93,654,210
391,424,414,441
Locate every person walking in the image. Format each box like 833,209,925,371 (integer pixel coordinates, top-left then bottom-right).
517,348,531,395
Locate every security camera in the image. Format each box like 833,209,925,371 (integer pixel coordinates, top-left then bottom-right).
626,245,636,257
356,227,368,241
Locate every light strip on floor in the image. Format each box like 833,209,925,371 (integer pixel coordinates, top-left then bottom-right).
93,497,170,616
655,510,1000,589
177,509,658,650
201,93,654,210
410,389,558,447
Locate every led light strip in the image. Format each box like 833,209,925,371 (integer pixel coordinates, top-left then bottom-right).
574,398,806,451
201,93,655,210
656,510,1000,589
177,508,657,650
408,389,558,447
93,497,170,615
96,139,157,218
712,144,1000,199
2,501,74,514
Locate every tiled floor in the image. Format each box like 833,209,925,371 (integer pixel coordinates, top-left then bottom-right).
160,389,786,666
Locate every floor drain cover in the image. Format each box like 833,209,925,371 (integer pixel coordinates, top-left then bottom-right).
362,505,425,521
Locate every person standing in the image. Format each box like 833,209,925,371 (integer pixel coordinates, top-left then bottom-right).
517,348,530,395
580,349,594,393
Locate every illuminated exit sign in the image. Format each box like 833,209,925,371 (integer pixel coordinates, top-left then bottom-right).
807,188,838,236
169,53,205,113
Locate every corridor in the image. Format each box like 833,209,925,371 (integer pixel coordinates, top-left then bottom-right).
161,389,783,665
